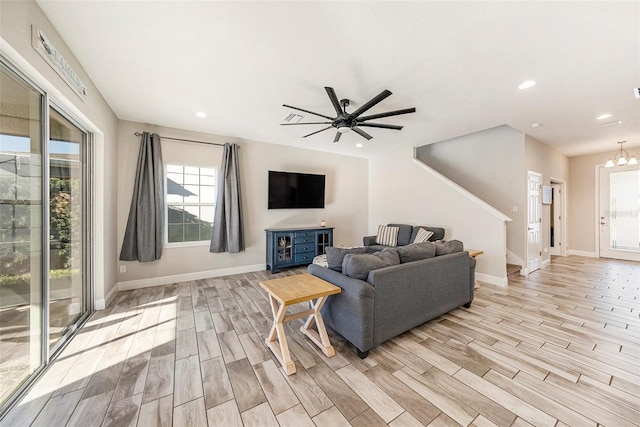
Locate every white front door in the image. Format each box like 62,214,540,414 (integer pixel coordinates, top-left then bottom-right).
598,164,640,261
527,172,542,273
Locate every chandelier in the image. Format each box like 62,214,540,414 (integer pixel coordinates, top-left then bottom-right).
605,141,637,167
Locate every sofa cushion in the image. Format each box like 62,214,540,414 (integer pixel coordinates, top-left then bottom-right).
435,239,464,256
388,223,413,246
397,242,436,263
375,225,400,246
325,246,368,272
342,248,400,281
410,226,444,243
412,228,434,244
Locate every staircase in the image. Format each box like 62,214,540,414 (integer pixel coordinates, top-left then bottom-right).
507,263,522,279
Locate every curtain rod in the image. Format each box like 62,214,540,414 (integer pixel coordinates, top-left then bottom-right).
134,132,239,148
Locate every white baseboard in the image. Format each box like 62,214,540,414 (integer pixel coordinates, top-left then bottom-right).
95,282,119,310
116,264,266,292
541,259,551,268
568,250,597,257
476,273,508,287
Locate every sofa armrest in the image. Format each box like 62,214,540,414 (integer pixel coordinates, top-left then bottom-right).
307,264,375,352
363,235,377,246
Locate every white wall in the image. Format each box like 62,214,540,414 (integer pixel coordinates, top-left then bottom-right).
117,120,369,285
1,0,119,307
369,145,509,284
416,125,527,265
569,147,640,255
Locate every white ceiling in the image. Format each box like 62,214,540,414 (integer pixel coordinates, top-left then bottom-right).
36,1,639,159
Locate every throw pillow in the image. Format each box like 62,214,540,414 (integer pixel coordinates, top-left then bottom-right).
435,239,464,256
342,248,400,280
412,228,434,244
410,226,444,243
397,241,436,263
375,225,400,246
325,246,368,272
388,223,413,246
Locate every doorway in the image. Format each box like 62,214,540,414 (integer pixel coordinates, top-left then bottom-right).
527,171,542,273
598,164,640,261
549,179,566,256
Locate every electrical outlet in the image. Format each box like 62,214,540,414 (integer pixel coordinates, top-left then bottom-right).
512,205,518,213
119,265,126,273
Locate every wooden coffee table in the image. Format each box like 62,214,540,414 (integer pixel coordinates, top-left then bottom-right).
259,273,341,375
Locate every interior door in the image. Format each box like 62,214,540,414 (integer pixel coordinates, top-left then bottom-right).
527,172,542,272
599,165,640,261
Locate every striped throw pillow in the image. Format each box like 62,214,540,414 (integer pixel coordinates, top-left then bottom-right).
412,228,434,244
375,225,400,246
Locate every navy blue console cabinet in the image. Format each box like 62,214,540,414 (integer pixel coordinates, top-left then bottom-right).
266,226,334,273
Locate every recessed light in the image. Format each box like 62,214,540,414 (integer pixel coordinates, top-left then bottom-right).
195,112,207,118
596,114,612,120
601,120,622,128
356,143,363,148
529,122,542,128
518,80,536,90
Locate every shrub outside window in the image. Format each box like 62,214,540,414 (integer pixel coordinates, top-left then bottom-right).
166,164,216,244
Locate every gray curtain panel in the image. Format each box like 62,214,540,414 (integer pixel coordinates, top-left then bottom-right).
119,132,165,262
210,143,244,253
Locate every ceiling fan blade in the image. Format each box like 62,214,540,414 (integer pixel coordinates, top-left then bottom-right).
325,87,344,117
283,104,334,120
333,131,342,143
350,89,393,118
357,123,404,130
352,127,373,140
357,107,416,122
280,122,332,126
302,126,333,138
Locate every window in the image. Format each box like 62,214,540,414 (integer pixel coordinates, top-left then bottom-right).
166,164,216,244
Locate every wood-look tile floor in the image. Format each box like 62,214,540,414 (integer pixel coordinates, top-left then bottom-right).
2,256,639,426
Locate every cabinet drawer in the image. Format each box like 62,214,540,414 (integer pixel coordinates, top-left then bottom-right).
295,252,315,263
295,230,315,238
295,235,315,244
295,243,314,254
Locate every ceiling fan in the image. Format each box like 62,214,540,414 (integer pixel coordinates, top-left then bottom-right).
281,87,416,143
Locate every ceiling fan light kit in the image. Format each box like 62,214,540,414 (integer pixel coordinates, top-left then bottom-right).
281,86,416,143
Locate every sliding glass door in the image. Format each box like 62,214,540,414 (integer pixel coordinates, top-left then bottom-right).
0,61,44,407
48,107,90,351
0,58,92,416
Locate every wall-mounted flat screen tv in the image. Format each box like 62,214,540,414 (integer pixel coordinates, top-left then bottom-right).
268,170,325,209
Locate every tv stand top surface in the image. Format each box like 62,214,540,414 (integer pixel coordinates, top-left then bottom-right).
265,226,334,232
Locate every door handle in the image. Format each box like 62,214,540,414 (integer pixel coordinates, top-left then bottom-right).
600,222,606,225
528,227,534,230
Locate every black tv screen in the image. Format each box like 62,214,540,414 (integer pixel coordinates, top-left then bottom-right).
268,171,325,209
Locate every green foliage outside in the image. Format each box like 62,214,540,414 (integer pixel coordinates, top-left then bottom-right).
0,174,78,286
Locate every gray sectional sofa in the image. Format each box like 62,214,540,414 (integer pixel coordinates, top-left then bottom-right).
307,239,474,358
